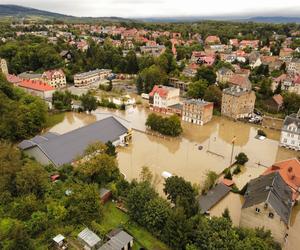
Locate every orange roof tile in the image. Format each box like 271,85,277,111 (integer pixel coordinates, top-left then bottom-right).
263,158,300,199
19,79,55,92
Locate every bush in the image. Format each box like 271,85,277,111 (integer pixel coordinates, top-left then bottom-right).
224,169,232,180
202,171,218,194
257,129,267,137
146,113,182,137
233,165,241,175
235,152,249,165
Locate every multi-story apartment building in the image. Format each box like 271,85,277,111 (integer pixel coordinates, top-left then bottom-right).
74,69,112,87
149,85,180,112
140,45,166,57
0,58,8,75
279,109,300,151
287,58,300,75
182,99,213,125
221,86,256,119
42,69,66,88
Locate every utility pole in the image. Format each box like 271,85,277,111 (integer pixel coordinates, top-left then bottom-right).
230,136,236,165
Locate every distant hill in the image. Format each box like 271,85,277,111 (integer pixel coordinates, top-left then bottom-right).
1,4,300,24
244,16,300,23
0,4,70,18
0,4,133,23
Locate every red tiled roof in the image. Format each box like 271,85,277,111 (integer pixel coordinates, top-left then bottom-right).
43,69,65,80
228,74,251,88
294,75,300,84
149,85,169,98
205,35,221,44
263,158,300,200
221,178,234,187
272,94,283,106
19,79,55,91
6,74,22,85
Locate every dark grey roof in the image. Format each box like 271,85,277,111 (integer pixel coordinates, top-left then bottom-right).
242,172,293,225
282,113,300,135
18,132,59,150
98,230,133,250
19,116,128,167
199,183,231,213
168,103,183,110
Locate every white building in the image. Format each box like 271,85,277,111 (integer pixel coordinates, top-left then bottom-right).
74,69,112,87
280,109,300,151
149,85,180,111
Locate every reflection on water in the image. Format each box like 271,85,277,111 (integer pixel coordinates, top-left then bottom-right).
50,112,96,134
50,107,300,249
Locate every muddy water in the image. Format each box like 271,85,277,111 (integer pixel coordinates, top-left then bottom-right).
50,107,300,249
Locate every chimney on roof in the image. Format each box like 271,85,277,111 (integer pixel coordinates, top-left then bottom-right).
288,166,293,173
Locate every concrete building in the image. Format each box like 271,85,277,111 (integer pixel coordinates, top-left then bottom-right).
42,69,66,88
221,86,256,120
140,45,166,57
216,67,234,83
18,79,55,100
279,109,300,151
182,99,213,125
74,69,112,87
149,85,180,113
287,58,300,75
240,172,293,245
18,116,132,168
0,58,8,75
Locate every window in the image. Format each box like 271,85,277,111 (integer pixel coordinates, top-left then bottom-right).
255,207,260,213
269,212,274,219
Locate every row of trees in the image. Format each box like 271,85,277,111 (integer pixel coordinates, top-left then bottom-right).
0,74,48,141
146,113,183,137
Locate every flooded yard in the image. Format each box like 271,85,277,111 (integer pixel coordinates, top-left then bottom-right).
49,107,300,249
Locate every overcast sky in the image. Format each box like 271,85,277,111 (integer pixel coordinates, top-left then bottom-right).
2,0,300,18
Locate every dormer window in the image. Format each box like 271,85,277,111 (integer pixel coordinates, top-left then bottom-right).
269,212,274,219
255,207,260,213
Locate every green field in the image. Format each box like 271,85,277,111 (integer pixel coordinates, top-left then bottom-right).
101,202,170,250
45,112,65,128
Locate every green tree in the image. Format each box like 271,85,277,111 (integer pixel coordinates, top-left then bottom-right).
283,92,300,114
187,79,208,98
126,181,157,225
142,197,170,236
81,92,98,112
105,141,117,157
125,50,139,74
163,176,198,217
202,170,218,194
136,65,168,94
27,211,48,236
204,85,222,108
194,66,217,84
162,207,192,250
15,161,49,198
235,152,249,165
77,153,120,184
52,90,72,110
65,184,103,225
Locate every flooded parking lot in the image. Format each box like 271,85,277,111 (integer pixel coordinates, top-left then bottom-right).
50,107,300,249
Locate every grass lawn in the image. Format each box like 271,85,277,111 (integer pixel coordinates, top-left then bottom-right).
101,202,170,250
46,112,65,128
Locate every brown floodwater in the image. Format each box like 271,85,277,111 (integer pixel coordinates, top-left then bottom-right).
50,107,300,249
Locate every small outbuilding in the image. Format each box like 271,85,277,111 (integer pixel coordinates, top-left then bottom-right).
78,228,101,250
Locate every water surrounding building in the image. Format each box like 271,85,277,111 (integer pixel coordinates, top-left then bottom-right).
74,69,112,87
221,86,256,120
280,109,300,151
182,99,213,125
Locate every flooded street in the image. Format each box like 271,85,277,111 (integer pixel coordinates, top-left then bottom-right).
50,107,300,249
